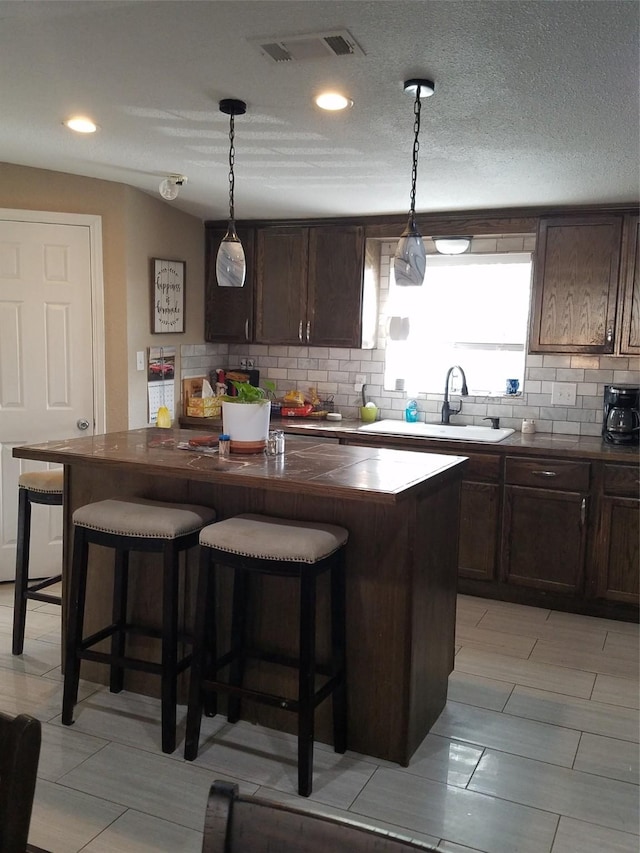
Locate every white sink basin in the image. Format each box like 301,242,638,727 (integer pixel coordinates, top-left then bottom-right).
358,419,515,443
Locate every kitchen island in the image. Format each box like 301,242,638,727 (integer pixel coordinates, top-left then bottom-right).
14,429,467,764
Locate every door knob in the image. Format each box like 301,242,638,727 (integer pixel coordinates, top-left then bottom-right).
77,418,90,430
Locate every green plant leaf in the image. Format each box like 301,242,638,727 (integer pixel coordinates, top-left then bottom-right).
223,379,275,403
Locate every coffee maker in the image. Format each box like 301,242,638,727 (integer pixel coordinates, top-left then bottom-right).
602,384,640,445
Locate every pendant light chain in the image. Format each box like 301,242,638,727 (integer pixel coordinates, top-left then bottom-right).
409,87,422,220
227,113,236,221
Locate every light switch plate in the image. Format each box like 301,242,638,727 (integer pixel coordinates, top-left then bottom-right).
136,351,145,371
354,373,366,392
551,382,577,406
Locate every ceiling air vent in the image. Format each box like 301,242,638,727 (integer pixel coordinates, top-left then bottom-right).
250,29,365,63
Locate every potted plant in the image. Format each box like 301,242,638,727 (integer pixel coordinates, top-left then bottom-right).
221,379,276,454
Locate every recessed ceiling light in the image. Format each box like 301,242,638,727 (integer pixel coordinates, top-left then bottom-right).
64,116,98,134
314,92,353,111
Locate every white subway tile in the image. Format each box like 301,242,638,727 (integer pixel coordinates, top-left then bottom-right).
552,420,580,435
557,368,585,381
570,356,600,369
585,369,613,382
277,357,298,368
613,370,640,384
526,355,544,367
577,383,598,396
581,423,603,436
528,368,557,380
543,355,572,368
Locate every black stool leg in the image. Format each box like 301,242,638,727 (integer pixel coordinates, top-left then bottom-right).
331,551,347,754
62,527,89,725
12,489,31,655
160,542,180,753
227,568,247,724
298,569,317,797
185,546,214,760
109,549,129,694
202,557,218,719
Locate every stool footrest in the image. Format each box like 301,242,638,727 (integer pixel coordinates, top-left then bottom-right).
24,591,61,605
200,672,343,713
80,623,192,649
25,575,62,595
77,649,192,677
215,647,336,679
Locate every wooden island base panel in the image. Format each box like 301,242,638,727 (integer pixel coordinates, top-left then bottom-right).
14,429,468,766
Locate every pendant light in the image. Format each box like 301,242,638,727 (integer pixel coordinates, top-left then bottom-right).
216,98,247,288
394,78,435,286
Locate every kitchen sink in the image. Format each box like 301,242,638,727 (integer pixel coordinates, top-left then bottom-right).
357,419,515,443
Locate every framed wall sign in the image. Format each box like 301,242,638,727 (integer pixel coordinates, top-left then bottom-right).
151,258,185,333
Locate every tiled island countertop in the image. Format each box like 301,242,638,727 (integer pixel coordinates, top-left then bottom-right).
14,429,468,765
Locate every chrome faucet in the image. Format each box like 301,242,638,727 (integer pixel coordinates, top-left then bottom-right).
442,365,469,424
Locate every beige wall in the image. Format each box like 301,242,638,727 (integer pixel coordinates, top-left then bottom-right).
123,187,205,428
1,162,204,430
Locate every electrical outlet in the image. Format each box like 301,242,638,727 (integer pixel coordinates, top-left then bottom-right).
136,351,145,371
246,358,255,370
354,373,366,392
551,382,577,406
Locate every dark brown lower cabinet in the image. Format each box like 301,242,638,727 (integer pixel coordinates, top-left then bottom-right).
458,482,501,581
457,453,502,581
501,456,590,597
595,464,640,604
502,486,588,595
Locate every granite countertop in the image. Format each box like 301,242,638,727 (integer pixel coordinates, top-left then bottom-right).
13,428,468,505
178,415,639,462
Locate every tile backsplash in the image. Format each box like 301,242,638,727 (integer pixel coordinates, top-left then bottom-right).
181,343,639,435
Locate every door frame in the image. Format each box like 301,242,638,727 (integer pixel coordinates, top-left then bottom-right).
0,208,106,434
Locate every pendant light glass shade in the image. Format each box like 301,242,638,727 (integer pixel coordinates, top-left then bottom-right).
216,221,246,288
393,79,434,287
394,216,427,286
217,98,247,288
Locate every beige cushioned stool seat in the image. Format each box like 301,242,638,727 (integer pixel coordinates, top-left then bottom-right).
18,470,63,494
73,498,216,539
199,513,348,563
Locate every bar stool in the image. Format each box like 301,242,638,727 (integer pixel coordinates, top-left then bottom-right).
184,513,348,797
62,497,217,754
13,470,64,656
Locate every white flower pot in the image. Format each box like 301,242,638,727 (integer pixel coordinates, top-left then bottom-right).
222,400,271,454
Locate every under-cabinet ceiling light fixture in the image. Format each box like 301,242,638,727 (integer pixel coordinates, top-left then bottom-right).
216,98,247,288
64,116,98,134
159,174,188,201
393,78,435,286
434,236,471,255
314,91,353,111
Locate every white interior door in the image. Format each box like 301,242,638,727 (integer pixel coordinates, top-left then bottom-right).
0,211,104,581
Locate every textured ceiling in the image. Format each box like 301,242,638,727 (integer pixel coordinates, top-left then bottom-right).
0,0,638,222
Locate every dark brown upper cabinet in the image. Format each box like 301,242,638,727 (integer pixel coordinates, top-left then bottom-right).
255,225,365,347
204,225,255,344
619,214,640,355
529,214,623,353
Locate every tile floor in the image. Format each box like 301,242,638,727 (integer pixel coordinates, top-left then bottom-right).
1,582,638,853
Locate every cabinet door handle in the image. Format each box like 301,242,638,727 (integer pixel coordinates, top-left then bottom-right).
244,318,249,341
531,470,558,478
606,327,613,343
306,320,311,342
298,320,303,342
580,497,587,526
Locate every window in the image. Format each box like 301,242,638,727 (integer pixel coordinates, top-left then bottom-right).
383,252,533,395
